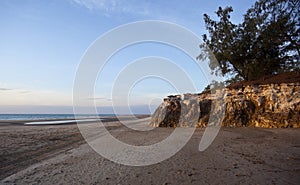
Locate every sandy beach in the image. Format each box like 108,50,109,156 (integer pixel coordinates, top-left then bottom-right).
1,118,299,184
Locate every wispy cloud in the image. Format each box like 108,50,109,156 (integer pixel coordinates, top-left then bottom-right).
71,0,151,17
0,87,31,94
0,88,12,91
85,97,112,101
19,90,31,94
0,88,72,106
69,0,197,30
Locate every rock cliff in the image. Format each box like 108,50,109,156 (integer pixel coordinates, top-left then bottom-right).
150,81,300,128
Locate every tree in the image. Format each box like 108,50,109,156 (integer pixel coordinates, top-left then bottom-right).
198,0,300,81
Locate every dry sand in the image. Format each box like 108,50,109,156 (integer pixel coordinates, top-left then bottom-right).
0,119,299,184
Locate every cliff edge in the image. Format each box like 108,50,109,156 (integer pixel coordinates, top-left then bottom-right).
150,72,300,128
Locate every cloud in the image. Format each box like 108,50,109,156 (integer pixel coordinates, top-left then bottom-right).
69,0,196,29
0,89,72,106
0,88,31,94
19,90,31,94
85,97,112,101
72,0,119,11
70,0,151,17
0,88,12,91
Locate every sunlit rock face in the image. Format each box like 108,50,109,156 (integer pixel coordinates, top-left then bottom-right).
150,95,181,127
150,83,300,128
222,83,300,128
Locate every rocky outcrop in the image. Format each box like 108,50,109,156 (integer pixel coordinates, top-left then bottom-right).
150,83,300,128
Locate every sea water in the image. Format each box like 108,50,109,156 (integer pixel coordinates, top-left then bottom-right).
0,114,115,121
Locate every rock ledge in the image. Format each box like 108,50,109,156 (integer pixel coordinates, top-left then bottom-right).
150,83,300,128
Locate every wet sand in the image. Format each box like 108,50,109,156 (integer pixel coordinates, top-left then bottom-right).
0,119,299,184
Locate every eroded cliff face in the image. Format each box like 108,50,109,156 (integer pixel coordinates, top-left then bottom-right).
150,83,300,128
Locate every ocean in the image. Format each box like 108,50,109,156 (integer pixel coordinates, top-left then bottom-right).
0,114,115,121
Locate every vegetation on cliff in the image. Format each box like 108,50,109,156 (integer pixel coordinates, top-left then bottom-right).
198,0,299,82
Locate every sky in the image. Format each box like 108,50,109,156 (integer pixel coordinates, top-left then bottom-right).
0,0,256,114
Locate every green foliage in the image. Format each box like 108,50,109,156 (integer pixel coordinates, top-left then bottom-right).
203,80,225,92
198,0,300,81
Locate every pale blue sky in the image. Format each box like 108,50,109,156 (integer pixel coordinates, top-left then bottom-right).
0,0,256,114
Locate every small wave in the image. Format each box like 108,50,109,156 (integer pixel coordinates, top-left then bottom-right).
24,119,100,125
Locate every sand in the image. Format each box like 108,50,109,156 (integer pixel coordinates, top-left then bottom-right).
0,118,299,184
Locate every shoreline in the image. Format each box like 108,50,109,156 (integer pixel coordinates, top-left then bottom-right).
0,114,151,126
